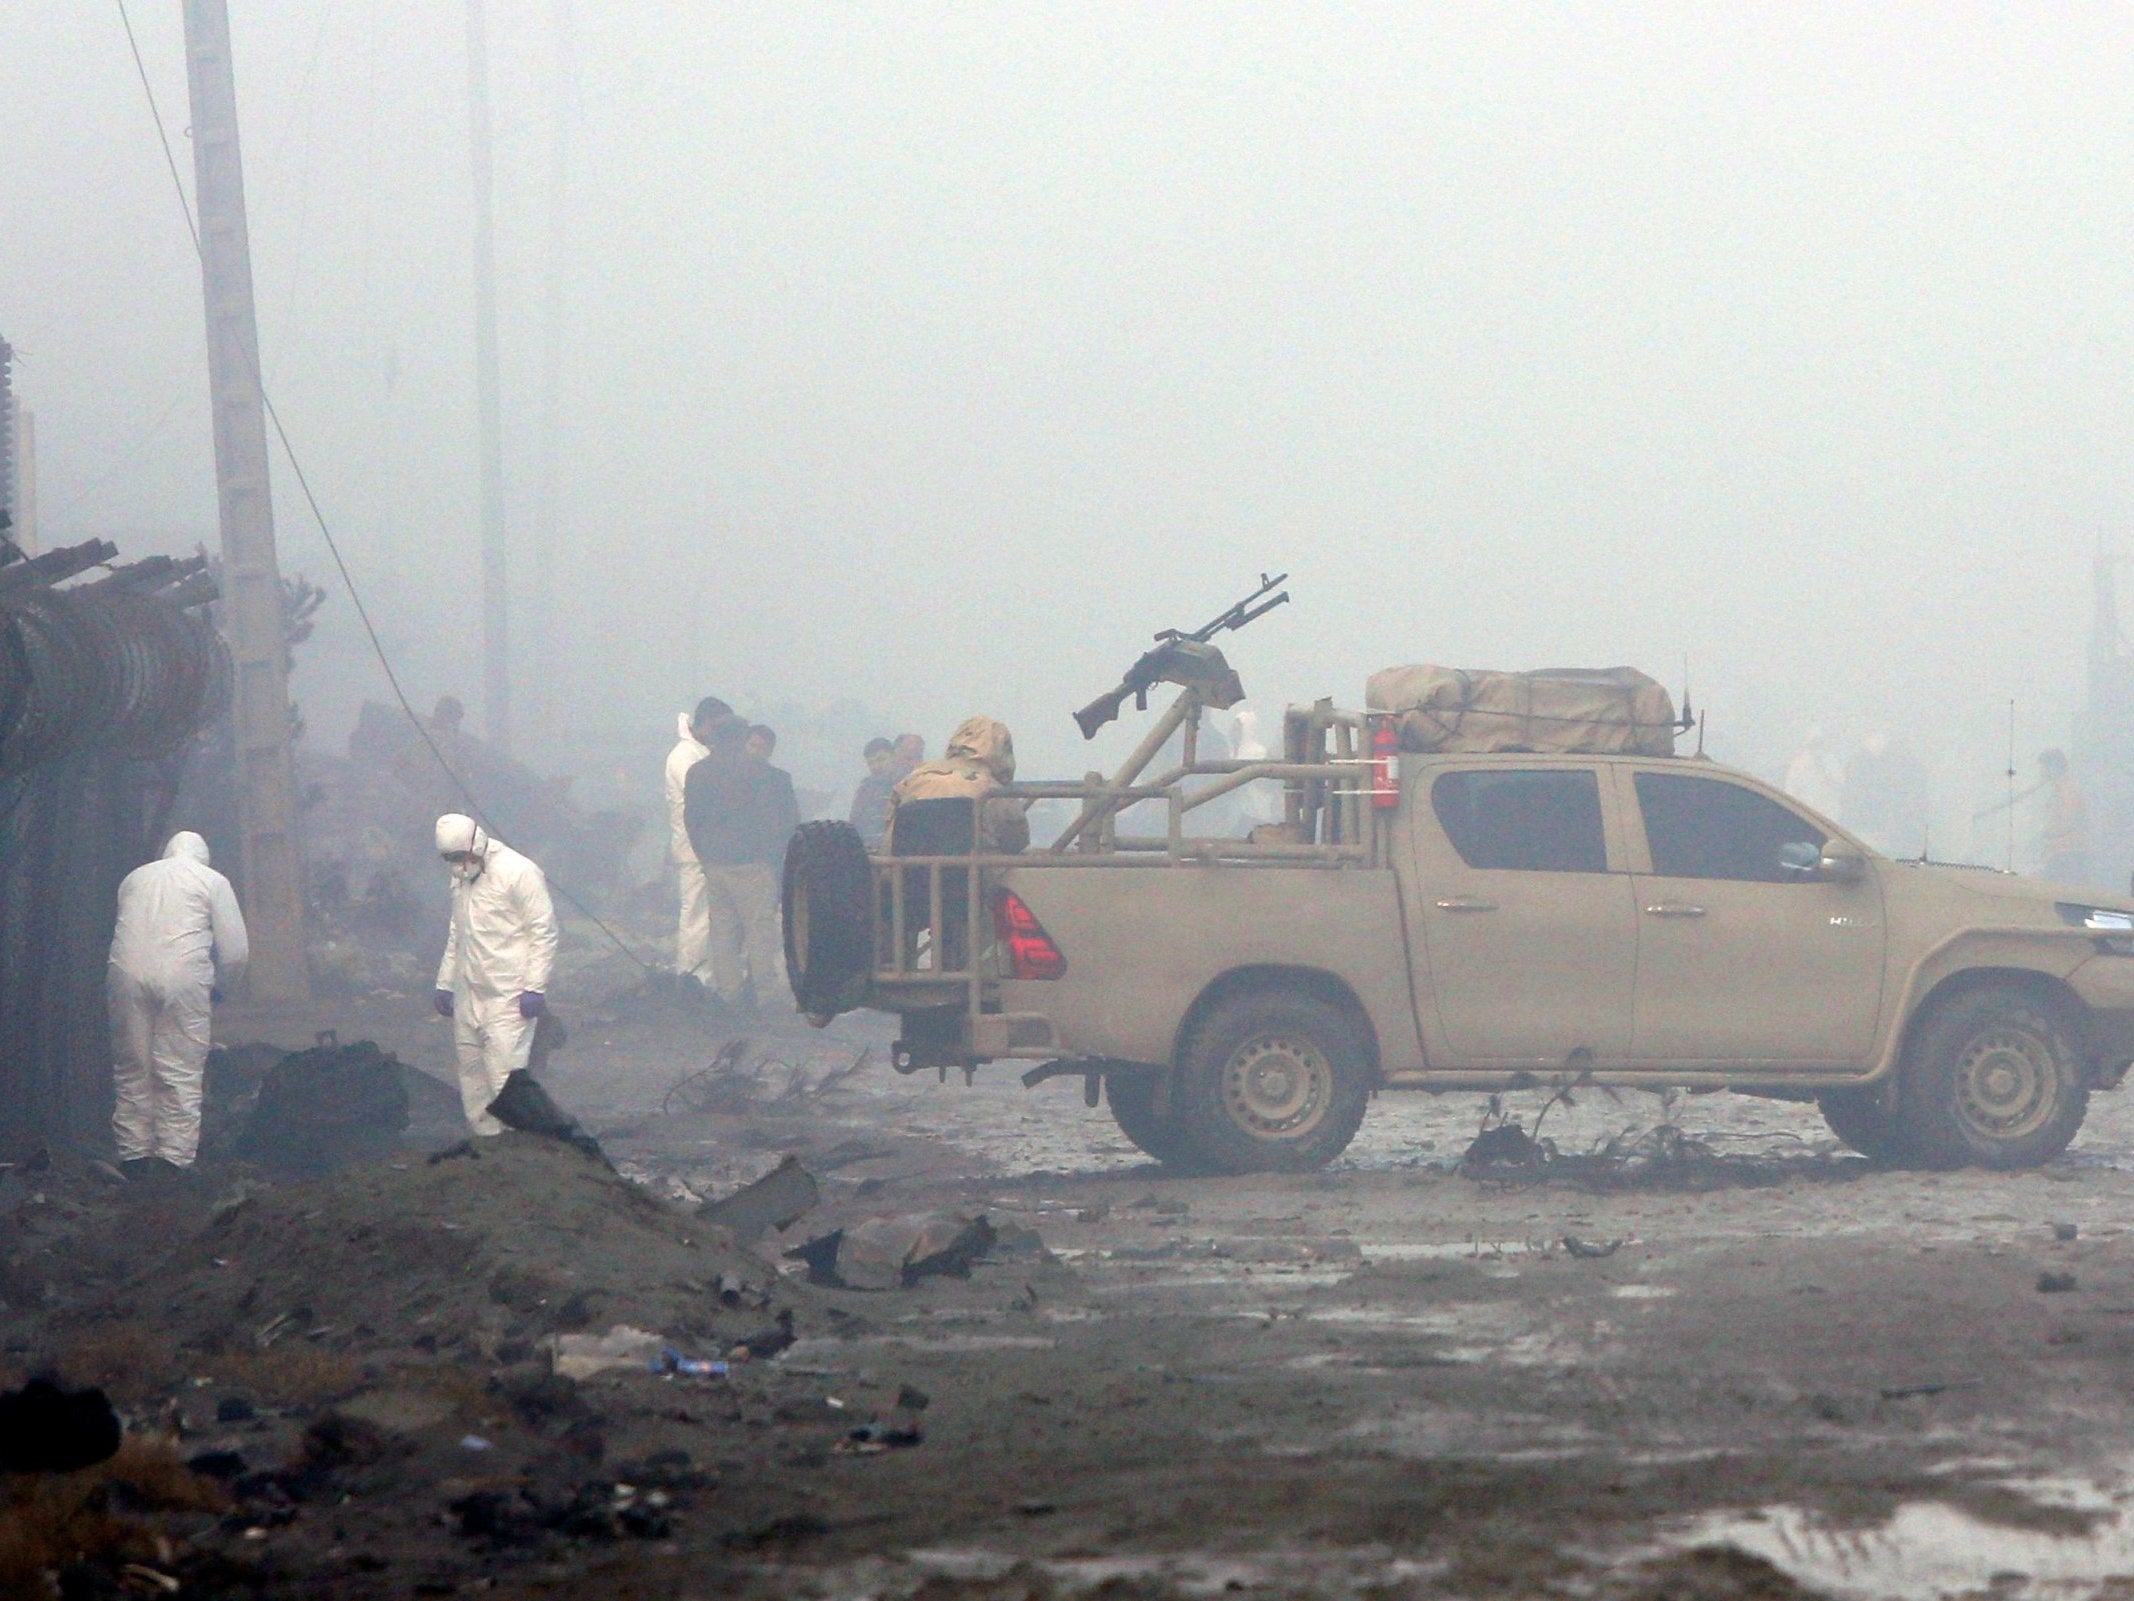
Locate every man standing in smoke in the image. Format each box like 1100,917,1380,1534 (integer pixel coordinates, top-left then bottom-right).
432,814,559,1135
108,831,249,1176
665,697,731,992
684,716,790,1011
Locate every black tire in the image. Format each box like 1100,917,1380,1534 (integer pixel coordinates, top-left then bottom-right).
1817,1088,1908,1162
1174,990,1370,1175
1105,1068,1205,1169
1896,984,2089,1170
782,821,874,1018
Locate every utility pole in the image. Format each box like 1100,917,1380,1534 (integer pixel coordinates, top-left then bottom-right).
467,0,511,753
180,0,309,1001
527,0,573,746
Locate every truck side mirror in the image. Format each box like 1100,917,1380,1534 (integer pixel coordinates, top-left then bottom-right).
1818,842,1867,884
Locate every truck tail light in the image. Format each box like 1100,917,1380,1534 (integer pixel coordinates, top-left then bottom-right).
993,889,1067,980
1370,716,1400,810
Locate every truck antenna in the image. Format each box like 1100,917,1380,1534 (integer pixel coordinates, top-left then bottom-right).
2006,698,2017,872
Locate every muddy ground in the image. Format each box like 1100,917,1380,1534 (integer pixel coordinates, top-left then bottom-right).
14,957,2134,1598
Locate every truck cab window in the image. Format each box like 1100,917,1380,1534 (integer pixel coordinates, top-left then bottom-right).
1430,770,1607,873
1635,772,1825,883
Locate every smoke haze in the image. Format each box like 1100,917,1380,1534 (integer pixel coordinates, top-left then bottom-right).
8,4,2133,844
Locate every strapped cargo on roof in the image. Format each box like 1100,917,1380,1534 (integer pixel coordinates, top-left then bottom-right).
1366,665,1677,756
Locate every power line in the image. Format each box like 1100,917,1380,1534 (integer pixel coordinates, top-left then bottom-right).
113,0,655,976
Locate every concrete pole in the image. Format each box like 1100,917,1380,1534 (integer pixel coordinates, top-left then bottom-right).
527,0,573,745
15,411,36,556
180,0,310,999
467,0,511,753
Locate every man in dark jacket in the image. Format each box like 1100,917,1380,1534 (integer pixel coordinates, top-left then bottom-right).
848,737,897,849
684,718,790,1010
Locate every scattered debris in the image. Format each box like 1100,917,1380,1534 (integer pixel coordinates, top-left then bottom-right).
546,1326,668,1380
0,1377,122,1473
1879,1379,1980,1400
2053,1222,2080,1241
699,1155,820,1245
839,1418,923,1454
662,1038,874,1116
788,1213,998,1291
1562,1235,1624,1259
1461,1117,1855,1193
2039,1271,2080,1294
229,1037,410,1177
487,1070,606,1163
730,1309,797,1362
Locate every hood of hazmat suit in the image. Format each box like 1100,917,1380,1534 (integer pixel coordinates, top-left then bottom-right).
434,814,559,998
889,717,1029,853
665,712,711,864
108,830,250,989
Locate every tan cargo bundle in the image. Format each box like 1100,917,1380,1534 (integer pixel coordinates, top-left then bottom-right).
1366,665,1677,756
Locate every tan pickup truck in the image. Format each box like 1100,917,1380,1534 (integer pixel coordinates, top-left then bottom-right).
782,681,2134,1174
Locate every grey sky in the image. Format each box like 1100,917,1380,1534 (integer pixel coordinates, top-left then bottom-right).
7,4,2132,839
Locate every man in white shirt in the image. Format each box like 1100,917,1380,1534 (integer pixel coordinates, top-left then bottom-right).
665,697,731,991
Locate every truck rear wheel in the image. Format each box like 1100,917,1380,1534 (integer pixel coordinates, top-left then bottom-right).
1105,1069,1203,1169
1897,984,2089,1170
1817,1088,1908,1163
1175,990,1369,1174
782,821,874,1019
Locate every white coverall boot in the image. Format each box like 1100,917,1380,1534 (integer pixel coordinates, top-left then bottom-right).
106,831,248,1168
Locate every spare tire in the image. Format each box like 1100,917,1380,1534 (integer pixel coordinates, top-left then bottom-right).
783,821,875,1018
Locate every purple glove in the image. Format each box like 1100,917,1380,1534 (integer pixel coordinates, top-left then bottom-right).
518,991,546,1019
433,988,454,1017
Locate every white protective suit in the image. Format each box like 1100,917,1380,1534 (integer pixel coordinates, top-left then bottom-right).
107,831,249,1166
665,713,713,983
434,814,560,1135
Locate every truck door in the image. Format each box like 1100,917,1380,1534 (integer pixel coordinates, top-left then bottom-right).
1410,765,1638,1066
1622,768,1885,1064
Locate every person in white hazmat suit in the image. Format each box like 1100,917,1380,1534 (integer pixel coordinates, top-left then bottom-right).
665,697,731,990
108,830,249,1173
431,813,559,1136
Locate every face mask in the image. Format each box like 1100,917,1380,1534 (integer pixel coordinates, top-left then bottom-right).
443,852,484,883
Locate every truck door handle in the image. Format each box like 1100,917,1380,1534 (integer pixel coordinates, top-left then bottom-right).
1643,903,1706,917
1434,896,1497,912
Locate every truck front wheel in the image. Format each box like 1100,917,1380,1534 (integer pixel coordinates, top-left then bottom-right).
1898,985,2089,1169
1175,991,1369,1174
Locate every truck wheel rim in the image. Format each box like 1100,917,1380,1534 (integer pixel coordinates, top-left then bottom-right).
1953,1027,2056,1141
1221,1033,1331,1141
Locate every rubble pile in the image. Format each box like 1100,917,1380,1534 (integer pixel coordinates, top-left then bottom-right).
0,1135,842,1595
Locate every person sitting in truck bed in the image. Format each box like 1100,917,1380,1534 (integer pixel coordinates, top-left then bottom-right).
888,716,1029,855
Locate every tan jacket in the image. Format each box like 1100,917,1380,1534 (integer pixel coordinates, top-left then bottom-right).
889,716,1030,854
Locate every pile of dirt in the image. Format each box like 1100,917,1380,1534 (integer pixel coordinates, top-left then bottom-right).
98,1134,799,1366
2,1136,842,1595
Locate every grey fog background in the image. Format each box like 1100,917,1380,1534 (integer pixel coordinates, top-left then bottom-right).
7,4,2132,853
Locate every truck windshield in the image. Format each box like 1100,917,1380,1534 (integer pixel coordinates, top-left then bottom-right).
1430,770,1607,873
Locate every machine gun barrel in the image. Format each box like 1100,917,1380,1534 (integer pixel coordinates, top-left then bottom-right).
1074,574,1290,740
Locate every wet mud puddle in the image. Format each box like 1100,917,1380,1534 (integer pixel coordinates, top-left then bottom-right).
1676,1466,2134,1599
